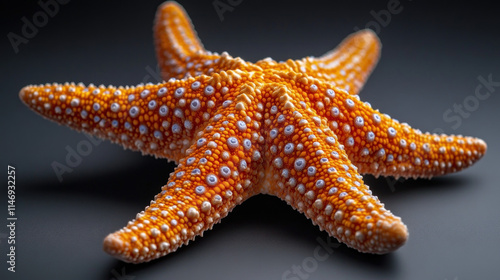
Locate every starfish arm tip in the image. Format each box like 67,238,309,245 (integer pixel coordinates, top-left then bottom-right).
19,85,31,105
357,220,408,254
103,233,132,263
158,0,182,11
356,28,378,37
386,221,409,252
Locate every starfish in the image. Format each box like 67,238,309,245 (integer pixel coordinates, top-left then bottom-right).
19,1,486,263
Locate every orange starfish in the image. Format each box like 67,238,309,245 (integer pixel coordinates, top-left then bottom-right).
19,1,486,263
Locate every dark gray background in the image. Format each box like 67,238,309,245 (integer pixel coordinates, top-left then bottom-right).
1,0,499,279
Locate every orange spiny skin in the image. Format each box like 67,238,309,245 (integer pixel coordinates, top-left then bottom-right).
19,1,486,263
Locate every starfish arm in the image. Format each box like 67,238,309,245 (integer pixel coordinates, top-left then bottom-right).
19,72,248,161
18,81,198,161
103,106,264,263
260,87,407,253
295,79,487,178
155,1,206,58
155,2,261,80
315,29,380,95
272,29,380,95
346,124,488,179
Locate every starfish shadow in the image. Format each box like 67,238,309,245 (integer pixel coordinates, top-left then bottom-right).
74,165,469,276
100,193,400,275
364,174,473,198
25,157,474,275
24,156,176,205
239,196,400,271
118,195,399,274
102,252,186,279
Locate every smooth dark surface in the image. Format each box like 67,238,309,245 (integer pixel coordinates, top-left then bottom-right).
1,1,499,279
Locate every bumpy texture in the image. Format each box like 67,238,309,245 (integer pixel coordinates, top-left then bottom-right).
19,1,486,263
